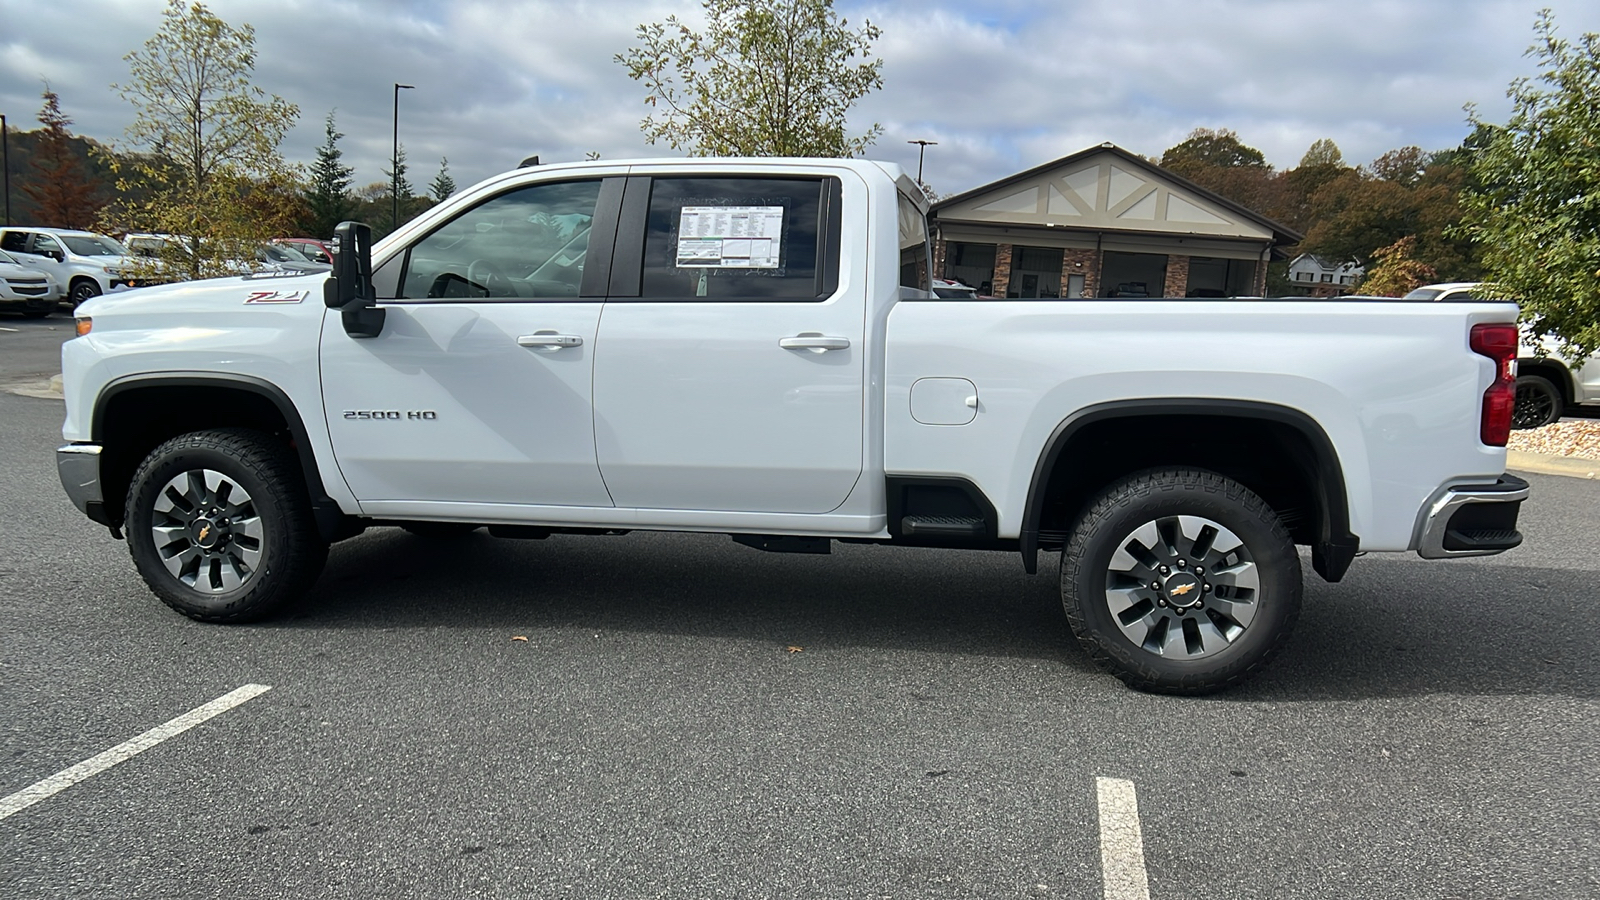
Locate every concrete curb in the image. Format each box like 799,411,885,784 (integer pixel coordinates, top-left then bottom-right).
1507,449,1600,479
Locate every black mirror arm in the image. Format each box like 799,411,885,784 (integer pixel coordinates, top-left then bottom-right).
327,221,386,338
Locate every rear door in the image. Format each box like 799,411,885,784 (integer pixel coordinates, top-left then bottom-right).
591,171,865,514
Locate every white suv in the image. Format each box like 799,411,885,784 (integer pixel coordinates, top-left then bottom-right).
1404,281,1600,427
0,227,142,308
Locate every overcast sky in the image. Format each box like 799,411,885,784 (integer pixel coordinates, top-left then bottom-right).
3,0,1597,200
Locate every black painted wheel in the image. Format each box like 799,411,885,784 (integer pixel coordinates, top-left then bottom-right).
1513,375,1562,429
126,428,327,622
68,279,102,308
1061,468,1302,694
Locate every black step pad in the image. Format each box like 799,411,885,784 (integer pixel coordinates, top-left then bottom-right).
901,515,985,537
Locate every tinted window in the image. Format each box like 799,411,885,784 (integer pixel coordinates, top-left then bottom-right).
60,235,126,256
400,180,602,300
639,177,827,300
0,232,28,253
898,192,930,290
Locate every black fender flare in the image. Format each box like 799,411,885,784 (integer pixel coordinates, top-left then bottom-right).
1019,398,1360,581
93,372,348,540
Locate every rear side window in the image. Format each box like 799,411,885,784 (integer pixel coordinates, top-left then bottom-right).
638,177,833,301
398,179,603,300
898,193,930,290
0,231,27,253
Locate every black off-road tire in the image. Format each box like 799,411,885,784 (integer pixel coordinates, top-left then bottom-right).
126,428,328,623
399,521,481,538
1060,468,1302,695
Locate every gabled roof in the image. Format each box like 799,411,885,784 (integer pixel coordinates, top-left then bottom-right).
931,143,1302,247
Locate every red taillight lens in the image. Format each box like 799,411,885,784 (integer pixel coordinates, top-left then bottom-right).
1470,323,1518,446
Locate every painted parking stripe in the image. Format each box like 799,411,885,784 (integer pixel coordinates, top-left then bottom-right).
0,684,271,821
1096,776,1152,900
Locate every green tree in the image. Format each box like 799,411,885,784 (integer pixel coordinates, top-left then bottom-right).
22,88,105,229
1459,11,1600,358
381,143,419,234
1368,146,1427,186
616,0,884,157
429,156,456,202
1298,138,1344,169
104,0,300,280
302,111,353,239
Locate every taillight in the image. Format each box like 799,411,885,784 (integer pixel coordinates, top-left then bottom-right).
1470,323,1518,446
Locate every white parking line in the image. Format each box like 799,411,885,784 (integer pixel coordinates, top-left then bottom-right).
0,684,272,821
1096,776,1152,900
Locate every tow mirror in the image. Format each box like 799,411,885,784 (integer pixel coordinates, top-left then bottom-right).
325,221,385,338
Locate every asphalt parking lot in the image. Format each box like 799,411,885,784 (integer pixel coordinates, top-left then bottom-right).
2,313,1597,899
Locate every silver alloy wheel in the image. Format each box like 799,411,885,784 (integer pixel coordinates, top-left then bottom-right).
149,468,265,593
1103,514,1259,659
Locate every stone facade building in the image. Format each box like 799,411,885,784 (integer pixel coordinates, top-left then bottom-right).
929,143,1300,299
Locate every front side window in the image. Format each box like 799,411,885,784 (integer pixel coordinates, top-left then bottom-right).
898,192,930,290
639,177,829,300
399,179,602,300
33,234,63,255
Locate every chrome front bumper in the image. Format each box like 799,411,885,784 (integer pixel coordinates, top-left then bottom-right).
1415,474,1529,559
57,443,109,525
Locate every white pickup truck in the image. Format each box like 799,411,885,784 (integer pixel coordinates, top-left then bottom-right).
56,157,1528,693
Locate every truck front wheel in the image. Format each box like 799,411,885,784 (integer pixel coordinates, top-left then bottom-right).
125,428,328,622
1060,468,1301,694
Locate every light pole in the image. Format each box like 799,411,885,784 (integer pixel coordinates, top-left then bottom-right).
392,83,414,233
907,139,937,185
2,114,10,227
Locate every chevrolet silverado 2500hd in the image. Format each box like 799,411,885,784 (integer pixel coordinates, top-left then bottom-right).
55,157,1528,693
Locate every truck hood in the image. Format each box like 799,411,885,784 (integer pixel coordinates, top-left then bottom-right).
77,270,330,317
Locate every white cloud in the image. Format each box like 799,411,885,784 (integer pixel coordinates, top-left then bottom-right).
2,0,1598,214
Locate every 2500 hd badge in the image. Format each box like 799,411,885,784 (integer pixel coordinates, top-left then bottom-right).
342,410,439,420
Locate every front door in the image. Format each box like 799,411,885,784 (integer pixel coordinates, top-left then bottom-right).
592,174,865,514
321,177,616,509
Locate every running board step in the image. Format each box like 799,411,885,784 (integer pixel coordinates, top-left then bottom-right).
901,515,985,538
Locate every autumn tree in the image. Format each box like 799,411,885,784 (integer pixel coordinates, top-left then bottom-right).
616,0,884,157
1298,138,1344,169
1157,128,1280,217
22,89,105,229
1356,237,1437,296
104,0,300,280
302,111,353,239
1459,11,1600,358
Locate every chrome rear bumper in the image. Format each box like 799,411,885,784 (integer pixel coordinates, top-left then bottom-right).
1416,474,1529,559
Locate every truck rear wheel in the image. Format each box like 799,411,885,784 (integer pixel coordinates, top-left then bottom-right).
126,428,327,623
1060,468,1301,694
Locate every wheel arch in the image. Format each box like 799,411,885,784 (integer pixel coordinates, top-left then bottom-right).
91,373,345,538
1020,399,1359,582
1515,358,1574,404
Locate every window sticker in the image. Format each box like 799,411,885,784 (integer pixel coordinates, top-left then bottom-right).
675,206,784,268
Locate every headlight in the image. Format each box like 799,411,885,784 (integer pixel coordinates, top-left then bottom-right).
103,265,123,276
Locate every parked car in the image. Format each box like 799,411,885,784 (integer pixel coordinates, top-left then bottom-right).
274,237,334,265
257,241,331,273
122,233,331,279
0,227,142,307
1404,282,1600,428
0,248,61,318
930,277,979,299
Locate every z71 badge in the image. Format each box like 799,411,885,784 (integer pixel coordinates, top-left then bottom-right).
244,289,311,304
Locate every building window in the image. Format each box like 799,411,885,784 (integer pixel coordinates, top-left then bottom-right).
1321,273,1333,283
1009,246,1063,298
1186,257,1255,298
942,241,996,296
1100,251,1167,298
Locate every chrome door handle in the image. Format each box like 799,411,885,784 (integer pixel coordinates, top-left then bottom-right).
517,332,583,349
779,334,850,352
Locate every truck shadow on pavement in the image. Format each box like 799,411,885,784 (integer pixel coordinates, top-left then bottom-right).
284,528,1599,703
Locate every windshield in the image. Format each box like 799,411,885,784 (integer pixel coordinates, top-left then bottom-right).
1401,288,1443,301
60,235,127,257
263,243,312,263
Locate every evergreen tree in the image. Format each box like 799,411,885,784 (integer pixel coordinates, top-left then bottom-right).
304,111,353,238
382,144,413,232
429,156,455,202
23,89,104,229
